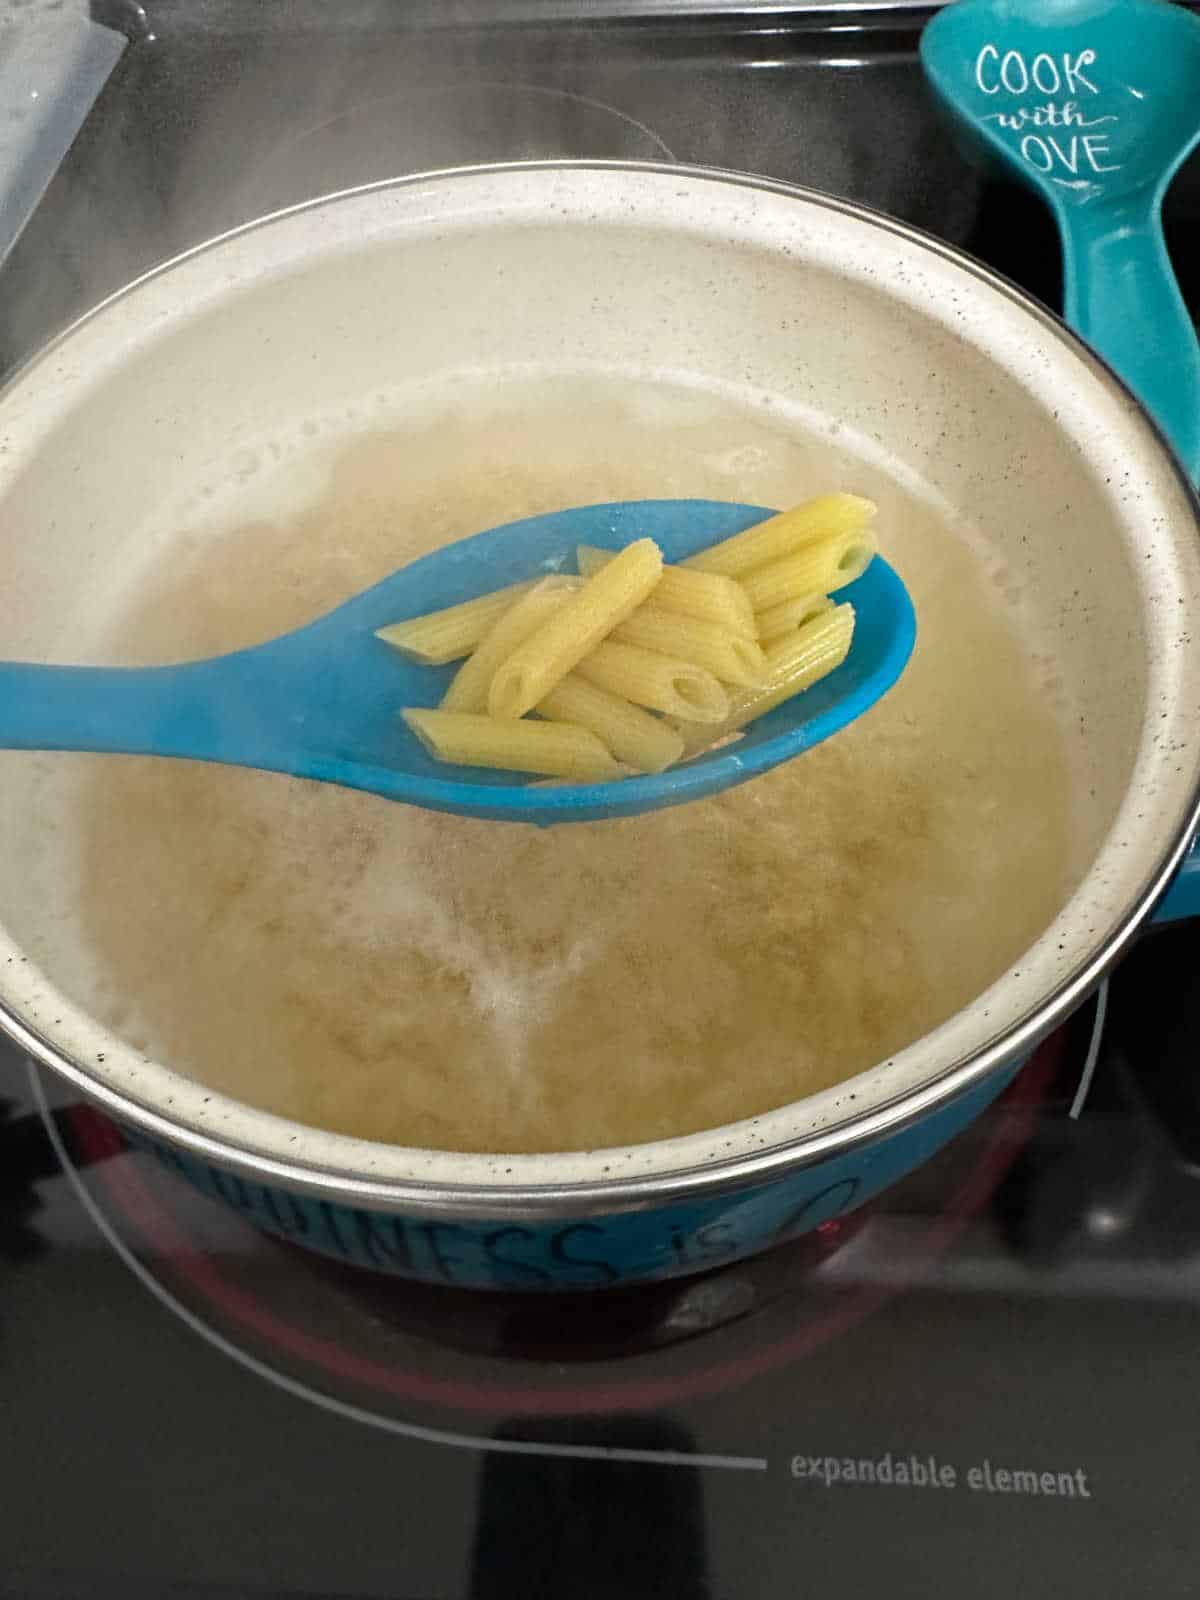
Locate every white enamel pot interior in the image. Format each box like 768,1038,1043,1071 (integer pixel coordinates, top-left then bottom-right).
1,163,1198,1222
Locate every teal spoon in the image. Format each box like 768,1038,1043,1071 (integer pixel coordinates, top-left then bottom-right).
0,500,915,828
922,0,1200,481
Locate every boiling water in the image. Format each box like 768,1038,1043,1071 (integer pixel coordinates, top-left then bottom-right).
56,375,1069,1154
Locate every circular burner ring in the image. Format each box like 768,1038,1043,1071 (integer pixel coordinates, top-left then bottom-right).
51,1034,1064,1426
237,81,675,216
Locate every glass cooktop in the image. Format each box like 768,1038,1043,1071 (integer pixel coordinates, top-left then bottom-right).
1,3,1199,1596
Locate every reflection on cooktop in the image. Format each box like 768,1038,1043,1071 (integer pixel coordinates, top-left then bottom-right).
238,83,674,216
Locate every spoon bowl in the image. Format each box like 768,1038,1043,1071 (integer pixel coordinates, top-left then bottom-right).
0,499,914,826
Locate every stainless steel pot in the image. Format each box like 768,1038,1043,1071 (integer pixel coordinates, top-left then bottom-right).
1,164,1198,1289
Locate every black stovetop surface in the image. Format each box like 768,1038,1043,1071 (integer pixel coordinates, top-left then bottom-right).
2,5,1200,1597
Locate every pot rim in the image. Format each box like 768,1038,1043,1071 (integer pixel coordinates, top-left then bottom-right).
2,158,1199,1219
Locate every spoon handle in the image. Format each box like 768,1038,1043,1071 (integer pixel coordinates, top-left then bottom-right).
1057,198,1200,923
0,660,218,759
1057,199,1200,484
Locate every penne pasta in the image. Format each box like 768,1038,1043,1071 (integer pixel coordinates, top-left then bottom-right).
440,577,576,714
576,639,729,723
683,493,876,578
538,674,685,773
755,591,836,643
742,527,879,614
576,545,756,636
488,539,663,719
376,580,536,665
611,604,767,687
677,604,856,754
403,708,622,781
383,494,883,783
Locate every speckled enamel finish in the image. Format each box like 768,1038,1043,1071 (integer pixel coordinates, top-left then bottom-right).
0,165,1197,1287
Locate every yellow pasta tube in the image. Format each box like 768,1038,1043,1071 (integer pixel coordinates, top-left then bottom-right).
755,591,836,643
376,580,536,665
610,604,767,687
575,640,729,723
576,545,756,636
742,528,878,614
677,604,856,754
683,493,876,578
488,539,663,719
441,577,576,714
538,674,684,774
402,708,621,781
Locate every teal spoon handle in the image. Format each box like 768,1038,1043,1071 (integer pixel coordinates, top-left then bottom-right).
1057,199,1200,483
1059,198,1200,921
0,665,202,758
0,659,274,770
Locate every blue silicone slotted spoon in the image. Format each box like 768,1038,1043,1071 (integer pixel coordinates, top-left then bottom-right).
0,499,915,827
921,0,1200,482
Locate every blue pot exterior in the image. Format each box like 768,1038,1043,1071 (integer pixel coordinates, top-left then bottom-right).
125,1058,1023,1290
